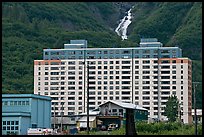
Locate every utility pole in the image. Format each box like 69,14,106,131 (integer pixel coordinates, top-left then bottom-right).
61,103,63,134
54,103,56,129
87,63,90,135
178,103,181,123
157,47,161,122
193,82,201,135
82,61,90,135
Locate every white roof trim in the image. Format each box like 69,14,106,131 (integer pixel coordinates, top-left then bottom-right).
99,100,148,111
77,116,96,122
79,110,100,116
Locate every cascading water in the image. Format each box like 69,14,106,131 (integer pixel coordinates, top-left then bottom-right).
115,6,134,41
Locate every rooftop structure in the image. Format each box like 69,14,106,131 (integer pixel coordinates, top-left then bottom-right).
43,39,182,60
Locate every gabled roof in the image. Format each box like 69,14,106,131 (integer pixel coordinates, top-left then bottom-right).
99,100,148,111
79,110,100,116
77,116,96,122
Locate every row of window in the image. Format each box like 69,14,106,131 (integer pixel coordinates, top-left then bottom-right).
38,84,184,92
37,75,184,86
45,49,178,55
2,121,19,125
2,101,30,106
48,93,184,103
46,54,179,60
39,81,185,91
37,58,186,66
38,64,184,70
38,69,184,77
47,54,176,59
2,126,19,131
42,89,183,97
53,98,177,107
38,78,183,86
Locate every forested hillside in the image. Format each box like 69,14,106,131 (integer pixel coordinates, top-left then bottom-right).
2,2,202,108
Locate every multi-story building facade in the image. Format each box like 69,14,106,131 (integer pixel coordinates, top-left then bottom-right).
2,94,51,135
34,38,192,124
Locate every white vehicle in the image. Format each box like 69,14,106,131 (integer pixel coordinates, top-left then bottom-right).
27,128,54,135
107,124,118,131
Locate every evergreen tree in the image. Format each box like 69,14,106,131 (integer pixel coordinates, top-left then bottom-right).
164,95,179,122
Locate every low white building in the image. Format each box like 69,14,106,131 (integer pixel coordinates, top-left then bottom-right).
192,109,202,123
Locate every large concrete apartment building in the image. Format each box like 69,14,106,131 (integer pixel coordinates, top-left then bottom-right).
34,38,192,124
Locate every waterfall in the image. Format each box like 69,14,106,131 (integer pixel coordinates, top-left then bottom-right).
115,6,134,41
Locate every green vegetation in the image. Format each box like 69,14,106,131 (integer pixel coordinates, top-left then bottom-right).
164,96,180,122
78,122,202,135
2,2,202,108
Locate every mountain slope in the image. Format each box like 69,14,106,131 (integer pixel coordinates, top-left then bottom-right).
129,2,202,60
2,2,202,108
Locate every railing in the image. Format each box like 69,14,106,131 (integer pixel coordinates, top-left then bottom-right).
98,113,124,117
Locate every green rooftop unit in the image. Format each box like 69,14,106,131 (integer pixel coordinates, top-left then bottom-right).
123,109,148,125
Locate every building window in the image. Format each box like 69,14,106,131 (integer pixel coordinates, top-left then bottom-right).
171,81,176,84
143,65,150,69
143,86,150,89
161,65,170,69
122,61,130,64
135,86,139,89
172,60,176,63
161,71,170,74
143,60,150,64
143,71,150,74
161,60,170,64
115,91,119,95
161,86,170,89
15,121,19,125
